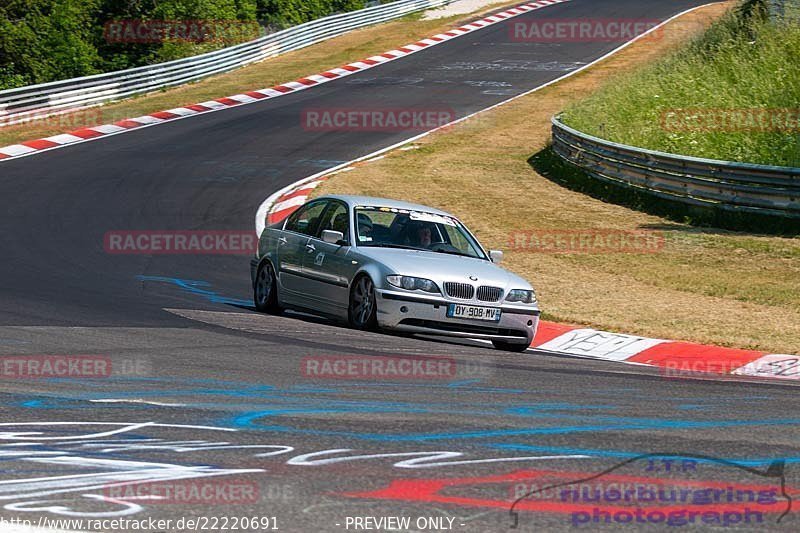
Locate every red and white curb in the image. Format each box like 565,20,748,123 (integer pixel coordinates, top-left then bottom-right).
261,178,799,384
0,0,569,163
265,177,329,226
531,322,799,382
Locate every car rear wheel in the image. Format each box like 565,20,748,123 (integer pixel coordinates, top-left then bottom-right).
254,261,281,314
349,275,378,330
492,340,529,353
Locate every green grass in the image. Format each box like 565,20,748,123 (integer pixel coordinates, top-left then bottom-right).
562,2,800,167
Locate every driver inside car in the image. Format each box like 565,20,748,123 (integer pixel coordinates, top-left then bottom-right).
416,224,432,248
405,221,435,248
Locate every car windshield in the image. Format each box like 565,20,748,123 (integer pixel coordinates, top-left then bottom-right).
354,206,487,259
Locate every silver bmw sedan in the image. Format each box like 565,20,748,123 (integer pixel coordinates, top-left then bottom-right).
251,195,539,351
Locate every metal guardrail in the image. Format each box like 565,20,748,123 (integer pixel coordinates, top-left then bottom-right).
0,0,452,126
551,116,800,218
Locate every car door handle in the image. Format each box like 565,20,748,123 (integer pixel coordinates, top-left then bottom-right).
305,243,316,252
278,237,288,245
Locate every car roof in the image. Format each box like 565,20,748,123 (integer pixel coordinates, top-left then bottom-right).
316,195,456,218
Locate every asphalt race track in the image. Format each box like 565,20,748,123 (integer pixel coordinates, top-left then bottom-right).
1,0,799,531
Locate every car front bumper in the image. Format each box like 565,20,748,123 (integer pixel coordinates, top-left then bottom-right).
376,289,539,345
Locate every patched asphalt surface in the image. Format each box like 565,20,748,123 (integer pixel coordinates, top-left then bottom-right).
2,0,799,531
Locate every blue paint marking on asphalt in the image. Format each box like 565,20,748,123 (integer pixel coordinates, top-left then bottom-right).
137,276,251,306
44,374,526,397
289,385,339,393
223,411,800,442
490,443,800,467
504,405,617,414
17,397,154,410
446,379,482,387
31,391,500,418
8,375,799,467
12,384,527,419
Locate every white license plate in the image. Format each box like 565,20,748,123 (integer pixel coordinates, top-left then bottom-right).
447,304,501,322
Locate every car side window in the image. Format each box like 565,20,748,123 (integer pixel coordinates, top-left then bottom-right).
284,201,328,237
317,202,349,242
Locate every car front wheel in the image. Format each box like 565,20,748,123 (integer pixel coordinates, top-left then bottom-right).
348,275,378,330
254,261,281,314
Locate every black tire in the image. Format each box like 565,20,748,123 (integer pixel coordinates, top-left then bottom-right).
348,275,378,330
492,340,530,353
254,261,281,314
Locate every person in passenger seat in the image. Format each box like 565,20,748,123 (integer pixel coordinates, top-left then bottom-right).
331,212,349,236
357,213,373,240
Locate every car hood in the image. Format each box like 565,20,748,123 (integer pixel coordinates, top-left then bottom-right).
356,247,532,289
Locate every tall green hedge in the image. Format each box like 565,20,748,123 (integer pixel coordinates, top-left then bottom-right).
0,0,366,90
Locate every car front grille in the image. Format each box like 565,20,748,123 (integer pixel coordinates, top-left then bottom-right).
444,282,475,300
477,286,503,302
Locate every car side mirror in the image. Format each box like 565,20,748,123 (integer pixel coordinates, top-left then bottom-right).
322,230,345,245
489,250,504,264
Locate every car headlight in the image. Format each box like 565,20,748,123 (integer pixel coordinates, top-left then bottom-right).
387,275,440,293
505,289,536,304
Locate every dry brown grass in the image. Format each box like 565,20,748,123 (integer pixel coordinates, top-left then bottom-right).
0,1,524,148
315,2,800,354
